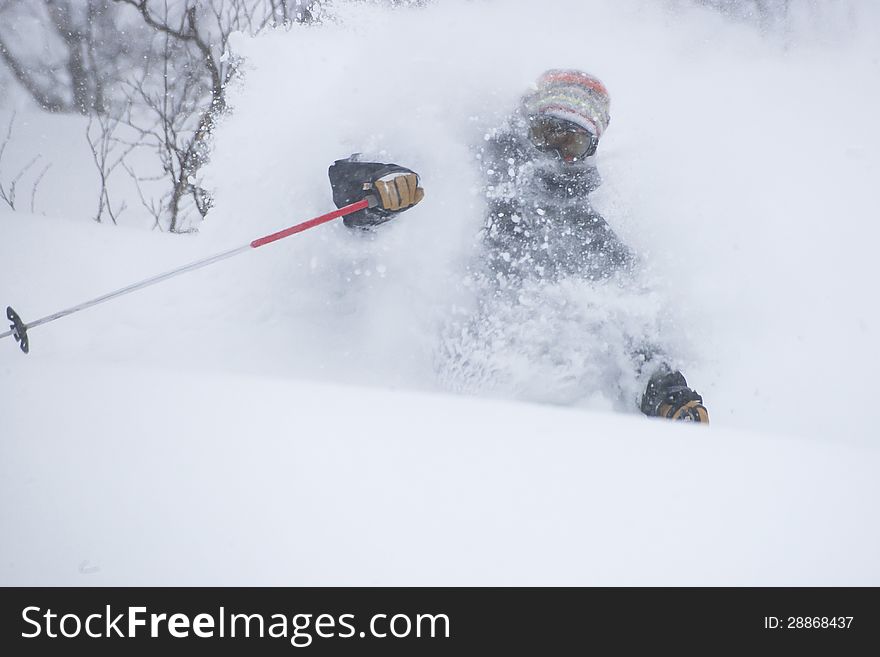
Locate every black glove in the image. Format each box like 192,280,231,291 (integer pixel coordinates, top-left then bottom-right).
641,367,709,423
328,156,425,228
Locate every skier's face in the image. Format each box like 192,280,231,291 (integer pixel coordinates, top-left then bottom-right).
528,117,597,163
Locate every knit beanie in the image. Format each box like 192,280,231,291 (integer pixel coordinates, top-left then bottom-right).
521,69,611,139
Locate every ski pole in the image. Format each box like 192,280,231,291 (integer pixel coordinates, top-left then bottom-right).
1,197,375,354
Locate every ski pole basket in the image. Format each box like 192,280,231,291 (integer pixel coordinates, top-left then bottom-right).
6,306,29,354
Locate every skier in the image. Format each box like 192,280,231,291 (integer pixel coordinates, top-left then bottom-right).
327,69,709,423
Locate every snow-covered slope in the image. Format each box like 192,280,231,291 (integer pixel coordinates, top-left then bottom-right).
2,0,879,585
4,356,878,586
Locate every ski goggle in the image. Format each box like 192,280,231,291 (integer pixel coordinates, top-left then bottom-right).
528,117,598,161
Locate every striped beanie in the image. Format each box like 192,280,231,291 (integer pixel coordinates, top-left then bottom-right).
521,69,611,140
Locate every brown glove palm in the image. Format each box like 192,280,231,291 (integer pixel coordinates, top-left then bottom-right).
373,172,425,211
658,399,710,423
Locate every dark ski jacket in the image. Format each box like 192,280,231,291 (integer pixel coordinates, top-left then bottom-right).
476,119,635,286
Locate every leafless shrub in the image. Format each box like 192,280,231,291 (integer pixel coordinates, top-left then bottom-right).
86,110,138,224
29,160,51,213
0,112,50,212
109,0,322,232
0,0,321,229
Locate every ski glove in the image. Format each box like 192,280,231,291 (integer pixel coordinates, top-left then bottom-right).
328,157,425,228
640,368,709,424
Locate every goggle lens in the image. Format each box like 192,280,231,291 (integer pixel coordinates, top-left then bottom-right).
529,119,597,160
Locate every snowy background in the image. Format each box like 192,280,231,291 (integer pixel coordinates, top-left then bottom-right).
1,0,879,584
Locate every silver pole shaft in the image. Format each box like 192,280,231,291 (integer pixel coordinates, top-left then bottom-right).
7,243,250,336
1,198,373,348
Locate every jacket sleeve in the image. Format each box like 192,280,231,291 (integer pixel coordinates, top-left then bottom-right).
579,208,637,275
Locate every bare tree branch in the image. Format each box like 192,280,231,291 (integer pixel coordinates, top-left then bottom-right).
122,160,164,230
30,162,52,213
0,113,48,211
